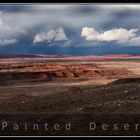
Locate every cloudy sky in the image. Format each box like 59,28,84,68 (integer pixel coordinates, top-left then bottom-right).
0,4,140,55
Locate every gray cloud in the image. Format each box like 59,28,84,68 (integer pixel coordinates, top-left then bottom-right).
0,19,27,45
0,39,17,46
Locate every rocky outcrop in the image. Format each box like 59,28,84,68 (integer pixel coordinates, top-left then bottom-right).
75,69,132,77
0,68,132,84
53,70,76,78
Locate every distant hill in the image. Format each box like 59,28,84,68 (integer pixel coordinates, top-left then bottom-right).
0,54,139,59
0,54,65,58
102,54,133,57
0,54,43,58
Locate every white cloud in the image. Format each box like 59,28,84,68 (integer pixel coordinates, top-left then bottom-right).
81,27,140,45
125,36,140,46
0,19,27,45
0,39,17,45
33,27,68,43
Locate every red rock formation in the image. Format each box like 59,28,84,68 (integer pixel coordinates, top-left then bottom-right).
0,68,132,84
53,70,76,78
76,69,132,77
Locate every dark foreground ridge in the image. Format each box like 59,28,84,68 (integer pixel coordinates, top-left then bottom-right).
109,77,140,85
0,77,140,114
0,77,140,136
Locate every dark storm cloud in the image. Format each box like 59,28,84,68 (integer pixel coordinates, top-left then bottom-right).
0,4,102,16
0,5,32,12
100,7,140,30
66,5,100,16
112,8,140,18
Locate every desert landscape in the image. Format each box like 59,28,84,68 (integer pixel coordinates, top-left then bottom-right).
0,54,140,114
1,3,140,136
0,54,140,135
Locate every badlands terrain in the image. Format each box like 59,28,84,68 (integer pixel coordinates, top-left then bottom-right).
0,54,140,135
0,54,139,114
